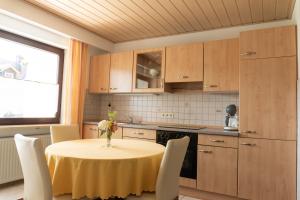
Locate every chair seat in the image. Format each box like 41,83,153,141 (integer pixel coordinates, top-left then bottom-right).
126,192,156,200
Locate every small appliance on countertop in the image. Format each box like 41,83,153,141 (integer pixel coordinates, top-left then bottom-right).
224,104,239,131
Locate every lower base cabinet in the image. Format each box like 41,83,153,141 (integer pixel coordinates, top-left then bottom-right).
197,145,238,196
238,138,296,200
83,124,123,139
122,128,156,141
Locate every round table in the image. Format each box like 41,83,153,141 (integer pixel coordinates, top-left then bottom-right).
45,139,165,199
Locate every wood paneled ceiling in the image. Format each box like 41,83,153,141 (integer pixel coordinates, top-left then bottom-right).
25,0,296,43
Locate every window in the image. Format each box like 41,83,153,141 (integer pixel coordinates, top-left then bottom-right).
0,30,64,125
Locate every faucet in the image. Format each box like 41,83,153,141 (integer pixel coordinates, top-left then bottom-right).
128,116,133,124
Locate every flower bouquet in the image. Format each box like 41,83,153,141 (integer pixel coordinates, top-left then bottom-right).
97,111,118,147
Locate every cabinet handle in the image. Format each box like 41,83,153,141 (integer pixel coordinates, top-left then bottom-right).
241,143,256,146
198,150,213,153
182,75,189,79
137,132,144,135
89,128,97,131
241,130,256,134
160,79,164,88
110,88,117,90
204,85,218,88
240,51,256,56
100,88,106,90
210,139,224,143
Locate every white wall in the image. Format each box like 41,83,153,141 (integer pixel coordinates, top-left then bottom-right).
113,19,295,52
0,12,69,49
0,0,113,52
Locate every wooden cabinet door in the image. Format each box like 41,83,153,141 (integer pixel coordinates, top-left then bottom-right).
240,57,296,140
197,145,237,196
110,51,133,93
122,128,156,140
166,43,203,83
83,125,122,139
83,124,98,139
240,26,296,59
112,128,123,139
89,54,110,93
238,138,296,200
204,38,239,92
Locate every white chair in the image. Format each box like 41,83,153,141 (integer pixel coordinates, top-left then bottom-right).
14,134,72,200
127,136,190,200
50,125,80,144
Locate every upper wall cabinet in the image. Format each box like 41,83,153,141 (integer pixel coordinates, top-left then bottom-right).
133,48,165,93
109,51,133,93
89,54,110,94
204,38,239,92
240,26,296,59
165,43,203,83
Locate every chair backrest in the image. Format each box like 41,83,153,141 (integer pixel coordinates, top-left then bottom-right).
14,134,52,200
50,124,80,144
155,136,190,200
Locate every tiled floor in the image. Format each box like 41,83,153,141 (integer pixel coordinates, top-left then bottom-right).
0,181,200,200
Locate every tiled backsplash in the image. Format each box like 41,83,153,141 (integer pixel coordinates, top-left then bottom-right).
84,93,239,126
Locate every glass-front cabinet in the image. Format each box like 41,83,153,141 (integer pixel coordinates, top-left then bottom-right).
133,48,165,93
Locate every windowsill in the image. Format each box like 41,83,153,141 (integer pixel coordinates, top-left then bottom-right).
0,123,61,128
0,124,60,138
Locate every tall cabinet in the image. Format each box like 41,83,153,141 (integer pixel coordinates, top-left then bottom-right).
238,26,297,200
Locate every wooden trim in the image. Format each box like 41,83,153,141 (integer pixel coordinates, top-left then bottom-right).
180,187,242,200
179,177,197,189
0,29,64,125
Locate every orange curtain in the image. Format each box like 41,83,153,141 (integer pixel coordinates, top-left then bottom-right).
63,39,88,137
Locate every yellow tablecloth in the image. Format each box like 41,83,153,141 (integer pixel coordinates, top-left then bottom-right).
45,139,165,199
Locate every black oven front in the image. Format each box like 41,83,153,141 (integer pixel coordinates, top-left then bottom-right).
156,130,198,179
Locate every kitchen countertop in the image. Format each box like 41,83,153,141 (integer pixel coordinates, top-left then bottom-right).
84,121,239,137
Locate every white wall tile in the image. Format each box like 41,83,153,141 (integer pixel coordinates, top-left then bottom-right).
84,93,239,126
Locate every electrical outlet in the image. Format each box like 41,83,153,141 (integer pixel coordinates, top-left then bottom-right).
168,113,174,119
160,112,175,119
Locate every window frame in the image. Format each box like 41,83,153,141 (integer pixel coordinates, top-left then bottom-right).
0,29,64,125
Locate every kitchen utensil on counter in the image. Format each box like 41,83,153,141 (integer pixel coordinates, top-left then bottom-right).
224,104,238,131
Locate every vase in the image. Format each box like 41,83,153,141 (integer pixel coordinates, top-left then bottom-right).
106,132,112,147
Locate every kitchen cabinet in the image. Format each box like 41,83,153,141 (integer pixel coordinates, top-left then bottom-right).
133,48,165,93
238,138,296,200
240,26,296,59
197,135,238,196
239,57,296,140
165,43,203,83
197,145,237,196
110,51,133,93
198,134,238,148
122,127,156,141
89,54,110,93
83,124,123,139
204,39,239,92
83,124,98,139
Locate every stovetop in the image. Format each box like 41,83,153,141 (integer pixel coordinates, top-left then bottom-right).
158,125,206,131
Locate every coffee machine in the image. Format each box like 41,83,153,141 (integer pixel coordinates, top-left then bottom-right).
224,104,238,131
